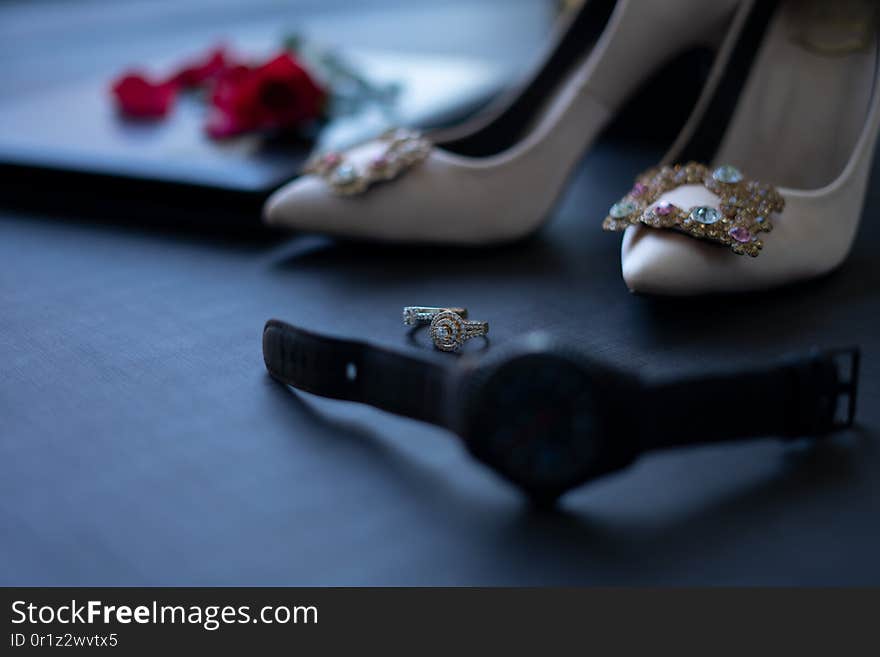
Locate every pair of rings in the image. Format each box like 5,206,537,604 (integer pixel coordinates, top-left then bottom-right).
403,306,489,352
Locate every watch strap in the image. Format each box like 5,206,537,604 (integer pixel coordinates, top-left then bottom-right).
262,319,455,428
642,347,859,451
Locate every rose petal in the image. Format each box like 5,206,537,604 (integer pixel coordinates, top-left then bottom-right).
204,108,246,139
111,72,177,119
169,46,230,88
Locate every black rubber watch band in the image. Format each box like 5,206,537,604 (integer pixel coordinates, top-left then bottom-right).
262,319,455,428
641,348,860,452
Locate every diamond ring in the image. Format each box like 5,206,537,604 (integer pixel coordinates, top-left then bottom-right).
402,306,468,327
429,310,489,353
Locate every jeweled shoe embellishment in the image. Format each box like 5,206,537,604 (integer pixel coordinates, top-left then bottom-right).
302,128,432,197
602,162,785,257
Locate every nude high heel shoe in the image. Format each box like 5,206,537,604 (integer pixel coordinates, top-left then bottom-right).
605,0,880,295
264,0,742,245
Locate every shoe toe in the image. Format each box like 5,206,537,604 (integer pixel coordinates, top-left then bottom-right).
264,173,343,233
264,136,401,237
621,225,742,295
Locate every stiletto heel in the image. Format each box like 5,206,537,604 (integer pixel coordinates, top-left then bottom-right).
606,0,880,295
265,0,741,244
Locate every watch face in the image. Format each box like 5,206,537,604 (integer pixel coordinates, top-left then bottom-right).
466,353,602,496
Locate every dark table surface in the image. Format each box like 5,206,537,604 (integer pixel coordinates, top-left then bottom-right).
3,0,880,586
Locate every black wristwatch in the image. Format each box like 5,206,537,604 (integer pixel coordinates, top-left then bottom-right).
262,319,859,504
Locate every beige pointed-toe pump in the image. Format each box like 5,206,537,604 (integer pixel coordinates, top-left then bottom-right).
265,0,743,244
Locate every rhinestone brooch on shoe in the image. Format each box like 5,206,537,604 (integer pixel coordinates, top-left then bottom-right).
602,162,785,257
302,128,432,197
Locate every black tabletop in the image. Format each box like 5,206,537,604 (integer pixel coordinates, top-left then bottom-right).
3,0,880,586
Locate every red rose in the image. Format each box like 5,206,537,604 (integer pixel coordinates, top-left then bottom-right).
110,47,326,137
205,52,326,139
169,46,229,88
110,72,177,119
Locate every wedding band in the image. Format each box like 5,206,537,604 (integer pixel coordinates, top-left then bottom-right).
402,306,468,326
429,310,489,352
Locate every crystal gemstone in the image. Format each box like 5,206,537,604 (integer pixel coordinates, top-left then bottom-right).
729,226,752,243
691,206,721,225
610,201,637,218
655,201,676,216
331,164,357,186
713,165,743,184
